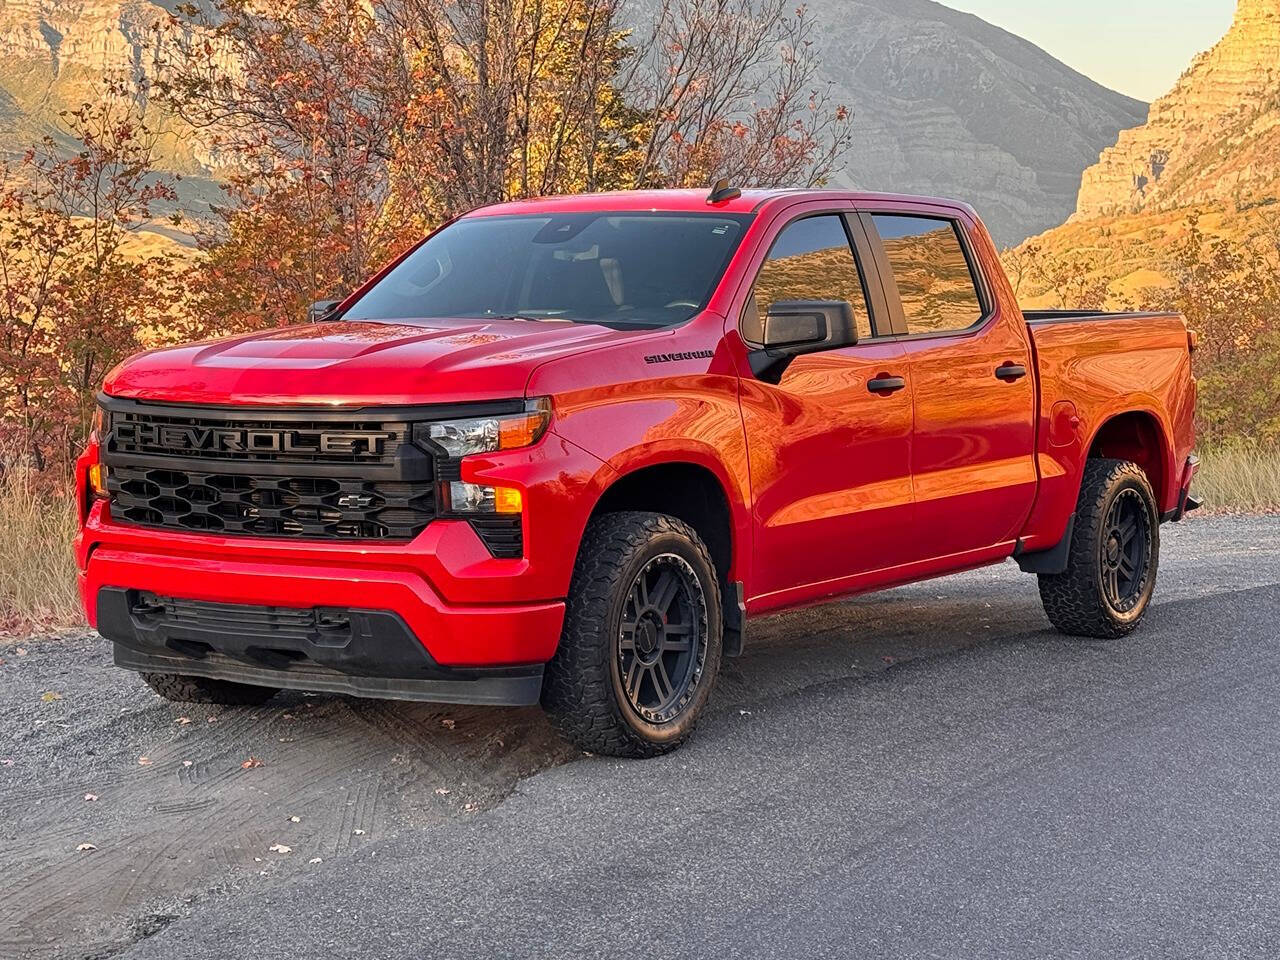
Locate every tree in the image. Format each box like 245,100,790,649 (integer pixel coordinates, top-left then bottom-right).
0,83,179,472
1154,213,1280,443
154,0,426,330
620,0,852,189
388,0,637,212
157,0,854,332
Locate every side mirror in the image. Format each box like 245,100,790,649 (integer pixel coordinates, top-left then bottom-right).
307,299,343,324
751,300,858,383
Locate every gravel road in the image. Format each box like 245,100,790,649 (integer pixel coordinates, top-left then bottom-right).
2,516,1278,959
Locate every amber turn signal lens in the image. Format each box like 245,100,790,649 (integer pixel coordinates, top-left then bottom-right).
498,412,548,451
88,463,108,498
497,398,552,452
493,486,523,514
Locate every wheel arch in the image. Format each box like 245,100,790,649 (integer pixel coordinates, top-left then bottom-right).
1086,408,1174,509
585,457,748,654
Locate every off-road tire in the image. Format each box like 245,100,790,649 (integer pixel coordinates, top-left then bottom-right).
1039,458,1160,639
541,511,723,759
141,672,281,706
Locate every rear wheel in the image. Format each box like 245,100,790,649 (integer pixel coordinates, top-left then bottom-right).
542,511,722,758
1039,458,1160,639
142,672,281,706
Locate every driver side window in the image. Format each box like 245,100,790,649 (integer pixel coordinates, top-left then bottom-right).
743,215,873,345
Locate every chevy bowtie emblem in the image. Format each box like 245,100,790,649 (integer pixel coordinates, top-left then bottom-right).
336,493,375,510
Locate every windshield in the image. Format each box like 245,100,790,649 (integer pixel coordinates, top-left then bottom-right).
343,212,753,330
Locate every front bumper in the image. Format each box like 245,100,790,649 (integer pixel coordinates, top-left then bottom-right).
78,513,567,670
75,426,614,679
99,588,544,705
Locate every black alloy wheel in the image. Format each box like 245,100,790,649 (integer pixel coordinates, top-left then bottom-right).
617,553,708,725
541,511,723,758
1099,487,1153,615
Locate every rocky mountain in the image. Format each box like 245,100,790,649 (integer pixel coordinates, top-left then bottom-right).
1012,0,1280,309
0,0,1148,245
805,0,1148,245
1074,0,1280,220
0,0,211,161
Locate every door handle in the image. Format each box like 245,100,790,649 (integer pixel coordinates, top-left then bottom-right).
868,375,907,395
995,363,1028,382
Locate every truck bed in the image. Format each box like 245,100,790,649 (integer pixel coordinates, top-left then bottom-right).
1019,306,1197,552
1024,309,1181,326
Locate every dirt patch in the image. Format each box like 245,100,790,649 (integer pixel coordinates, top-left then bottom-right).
0,633,576,959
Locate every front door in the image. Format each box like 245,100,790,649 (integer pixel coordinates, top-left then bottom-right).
737,209,915,603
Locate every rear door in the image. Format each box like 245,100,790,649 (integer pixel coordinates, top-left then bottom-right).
858,203,1037,560
734,204,915,602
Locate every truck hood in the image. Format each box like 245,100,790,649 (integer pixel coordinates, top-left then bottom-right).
104,318,667,407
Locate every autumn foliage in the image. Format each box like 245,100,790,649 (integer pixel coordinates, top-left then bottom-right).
1004,211,1280,447
153,0,852,338
0,86,182,472
1154,214,1280,444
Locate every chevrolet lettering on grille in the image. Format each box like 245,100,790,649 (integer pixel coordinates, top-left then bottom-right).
115,422,394,457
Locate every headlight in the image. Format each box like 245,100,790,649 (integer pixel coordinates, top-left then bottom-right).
414,398,551,458
447,481,522,515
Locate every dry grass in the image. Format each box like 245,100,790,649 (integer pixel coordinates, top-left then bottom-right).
0,469,83,634
1194,445,1280,515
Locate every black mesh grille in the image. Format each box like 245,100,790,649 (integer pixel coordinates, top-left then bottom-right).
131,592,350,643
106,465,435,540
99,399,527,553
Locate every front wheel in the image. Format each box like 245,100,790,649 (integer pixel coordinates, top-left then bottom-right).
542,511,723,758
1039,458,1160,639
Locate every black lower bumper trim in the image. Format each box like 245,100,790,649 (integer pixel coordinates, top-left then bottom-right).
98,587,543,707
113,644,542,706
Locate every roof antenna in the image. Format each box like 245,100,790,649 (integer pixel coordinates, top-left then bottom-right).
707,178,742,205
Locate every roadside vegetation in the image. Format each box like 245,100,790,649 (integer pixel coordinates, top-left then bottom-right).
0,469,81,632
3,448,1275,634
1195,445,1280,515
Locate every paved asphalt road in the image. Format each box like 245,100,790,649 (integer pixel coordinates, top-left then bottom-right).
4,516,1280,959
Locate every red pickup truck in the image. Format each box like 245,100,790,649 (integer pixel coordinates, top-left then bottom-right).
75,187,1199,758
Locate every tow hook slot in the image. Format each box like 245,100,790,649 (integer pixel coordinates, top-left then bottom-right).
129,594,166,619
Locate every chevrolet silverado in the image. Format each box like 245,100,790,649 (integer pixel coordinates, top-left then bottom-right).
75,186,1200,758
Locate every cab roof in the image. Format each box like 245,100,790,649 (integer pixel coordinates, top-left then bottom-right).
465,188,968,218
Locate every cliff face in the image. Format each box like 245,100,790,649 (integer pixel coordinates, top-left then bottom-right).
1075,0,1280,218
809,0,1148,246
0,0,223,188
0,0,172,76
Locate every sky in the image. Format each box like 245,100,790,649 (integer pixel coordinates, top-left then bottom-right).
942,0,1238,102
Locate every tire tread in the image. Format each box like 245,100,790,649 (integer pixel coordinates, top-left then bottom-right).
1039,458,1159,639
541,511,721,759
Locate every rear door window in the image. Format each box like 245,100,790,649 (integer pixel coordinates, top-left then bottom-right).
871,215,986,335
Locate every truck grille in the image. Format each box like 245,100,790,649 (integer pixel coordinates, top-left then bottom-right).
101,400,439,543
106,466,435,540
99,398,528,555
